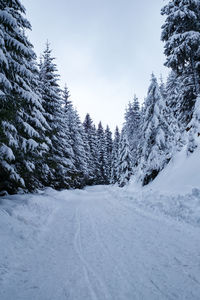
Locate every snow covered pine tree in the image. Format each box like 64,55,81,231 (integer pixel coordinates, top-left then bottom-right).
105,125,113,182
140,74,169,185
63,93,89,188
0,0,48,194
124,95,141,169
97,122,109,184
110,126,120,184
83,113,100,185
117,128,132,187
161,0,200,125
39,43,75,189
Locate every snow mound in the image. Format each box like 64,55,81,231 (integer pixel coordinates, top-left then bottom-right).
149,147,200,194
0,188,62,284
115,187,200,228
125,147,200,227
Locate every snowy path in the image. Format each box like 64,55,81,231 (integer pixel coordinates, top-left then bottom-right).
1,186,200,299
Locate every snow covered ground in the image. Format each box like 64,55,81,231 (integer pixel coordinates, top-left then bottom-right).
0,181,200,299
148,147,200,195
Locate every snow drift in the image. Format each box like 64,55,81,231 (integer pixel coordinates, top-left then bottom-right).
149,146,200,194
121,147,200,227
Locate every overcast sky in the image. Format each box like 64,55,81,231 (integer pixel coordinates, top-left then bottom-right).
22,0,168,131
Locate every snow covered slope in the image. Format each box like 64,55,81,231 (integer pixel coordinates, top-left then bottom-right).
148,147,200,194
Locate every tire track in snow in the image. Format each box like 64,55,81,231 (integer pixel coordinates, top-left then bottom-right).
74,205,110,300
102,192,182,300
74,206,97,300
174,257,200,287
149,279,174,300
105,191,200,296
107,190,200,299
86,197,133,282
86,206,140,298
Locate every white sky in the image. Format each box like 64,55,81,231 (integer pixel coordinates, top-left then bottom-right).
22,0,168,131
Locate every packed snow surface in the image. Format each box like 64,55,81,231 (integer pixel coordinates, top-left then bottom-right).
0,185,200,300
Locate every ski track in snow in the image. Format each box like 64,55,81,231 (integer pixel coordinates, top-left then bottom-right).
0,186,200,299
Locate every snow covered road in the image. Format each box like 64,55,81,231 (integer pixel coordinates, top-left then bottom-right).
1,186,200,299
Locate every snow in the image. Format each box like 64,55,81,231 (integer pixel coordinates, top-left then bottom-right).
124,146,200,227
0,144,15,161
148,146,200,195
0,48,8,68
2,121,17,133
0,10,17,29
0,73,12,90
0,178,200,299
23,122,39,138
27,138,39,151
0,139,200,300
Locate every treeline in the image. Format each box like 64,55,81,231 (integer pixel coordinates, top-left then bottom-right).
116,0,200,186
1,0,200,194
0,1,114,194
115,0,200,186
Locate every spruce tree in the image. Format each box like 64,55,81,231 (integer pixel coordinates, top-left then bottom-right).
83,114,100,184
187,96,200,153
0,0,47,193
124,95,141,169
165,71,186,154
39,43,74,189
161,0,200,124
141,74,169,185
105,125,113,182
55,85,76,189
110,126,120,184
117,128,132,187
97,122,108,184
64,98,88,188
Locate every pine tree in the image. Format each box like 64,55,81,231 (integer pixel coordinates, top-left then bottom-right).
105,125,113,182
110,126,120,184
83,113,100,184
0,1,47,193
39,43,74,189
161,0,200,124
82,114,94,185
20,59,49,191
159,75,167,100
124,95,141,169
141,74,169,185
97,122,108,184
63,97,88,188
117,128,132,187
165,71,186,154
136,101,145,170
187,96,200,153
56,85,76,189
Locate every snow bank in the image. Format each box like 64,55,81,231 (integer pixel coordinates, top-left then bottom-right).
0,188,64,283
124,147,200,227
114,187,200,228
148,146,200,194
